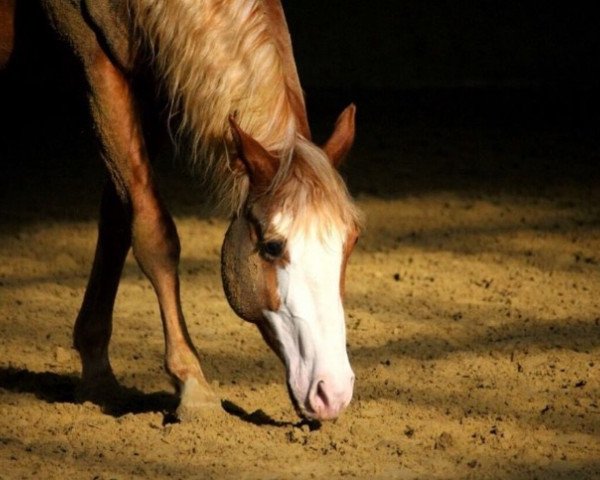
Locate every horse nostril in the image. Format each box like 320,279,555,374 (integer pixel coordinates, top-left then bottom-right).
307,377,353,420
316,380,330,408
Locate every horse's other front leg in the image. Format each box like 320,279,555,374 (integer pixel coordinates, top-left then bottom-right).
84,48,217,418
74,181,131,397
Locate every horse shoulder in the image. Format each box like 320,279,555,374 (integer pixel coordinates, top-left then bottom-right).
82,0,132,71
41,0,131,72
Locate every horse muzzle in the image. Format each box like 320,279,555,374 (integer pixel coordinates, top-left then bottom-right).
289,370,355,421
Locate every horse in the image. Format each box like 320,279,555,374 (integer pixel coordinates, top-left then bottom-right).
0,0,361,422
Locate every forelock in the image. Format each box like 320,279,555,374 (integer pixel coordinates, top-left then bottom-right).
266,136,362,242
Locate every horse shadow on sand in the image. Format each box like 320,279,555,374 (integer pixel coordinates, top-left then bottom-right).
0,367,320,430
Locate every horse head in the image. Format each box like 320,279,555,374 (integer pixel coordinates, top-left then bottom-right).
221,105,360,421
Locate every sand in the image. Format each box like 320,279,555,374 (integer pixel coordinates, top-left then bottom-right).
1,101,600,479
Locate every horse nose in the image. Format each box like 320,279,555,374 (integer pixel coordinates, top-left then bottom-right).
308,375,354,420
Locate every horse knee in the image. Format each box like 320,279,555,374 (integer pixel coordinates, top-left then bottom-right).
132,206,181,281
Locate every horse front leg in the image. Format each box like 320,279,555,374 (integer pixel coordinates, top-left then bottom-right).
74,181,131,396
128,182,219,419
84,48,217,418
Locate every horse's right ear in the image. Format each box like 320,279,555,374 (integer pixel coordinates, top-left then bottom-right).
323,103,356,168
229,116,279,191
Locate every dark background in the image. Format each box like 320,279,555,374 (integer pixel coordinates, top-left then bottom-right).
281,0,600,137
283,0,600,90
283,1,600,198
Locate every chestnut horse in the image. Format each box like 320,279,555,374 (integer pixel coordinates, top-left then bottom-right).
0,0,360,421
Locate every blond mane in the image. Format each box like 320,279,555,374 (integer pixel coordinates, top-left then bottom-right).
130,0,360,234
131,2,295,148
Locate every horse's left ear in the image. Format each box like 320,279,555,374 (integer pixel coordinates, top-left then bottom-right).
323,103,356,168
229,116,279,191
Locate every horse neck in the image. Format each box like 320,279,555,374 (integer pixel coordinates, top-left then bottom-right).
261,0,311,139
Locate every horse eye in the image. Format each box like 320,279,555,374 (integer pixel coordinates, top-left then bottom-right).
261,240,285,259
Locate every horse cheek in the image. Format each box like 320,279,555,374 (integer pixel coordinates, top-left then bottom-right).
221,218,265,323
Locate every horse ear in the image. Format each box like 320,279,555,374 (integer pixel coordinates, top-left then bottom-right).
229,116,279,191
323,103,356,168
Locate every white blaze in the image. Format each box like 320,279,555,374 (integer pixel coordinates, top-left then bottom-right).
263,216,354,419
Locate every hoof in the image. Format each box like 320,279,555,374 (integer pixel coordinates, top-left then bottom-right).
176,378,221,422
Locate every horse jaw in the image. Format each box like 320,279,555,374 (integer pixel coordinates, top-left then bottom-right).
261,227,355,421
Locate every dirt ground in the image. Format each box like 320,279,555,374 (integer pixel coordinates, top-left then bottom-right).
1,86,600,479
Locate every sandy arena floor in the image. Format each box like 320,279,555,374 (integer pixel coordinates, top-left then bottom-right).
1,90,600,479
